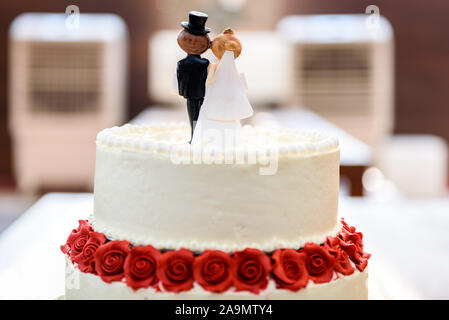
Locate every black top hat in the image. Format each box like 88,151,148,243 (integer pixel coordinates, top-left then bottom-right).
181,11,211,36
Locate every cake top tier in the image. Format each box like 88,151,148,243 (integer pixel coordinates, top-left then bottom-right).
93,122,340,251
96,123,339,159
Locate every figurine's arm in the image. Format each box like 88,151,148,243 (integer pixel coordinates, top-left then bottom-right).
207,62,218,84
174,61,184,96
239,72,248,91
172,69,179,95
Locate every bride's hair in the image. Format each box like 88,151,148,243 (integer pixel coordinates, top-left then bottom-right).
211,29,242,60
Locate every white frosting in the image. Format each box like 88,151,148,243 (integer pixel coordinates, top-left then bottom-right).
92,124,340,252
96,123,339,155
65,258,368,300
90,214,342,251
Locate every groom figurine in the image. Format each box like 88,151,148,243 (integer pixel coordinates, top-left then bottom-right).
176,11,211,141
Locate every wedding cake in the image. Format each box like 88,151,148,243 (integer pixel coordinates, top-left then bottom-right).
60,12,370,300
61,123,370,299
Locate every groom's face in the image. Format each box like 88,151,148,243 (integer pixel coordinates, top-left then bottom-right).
177,30,210,55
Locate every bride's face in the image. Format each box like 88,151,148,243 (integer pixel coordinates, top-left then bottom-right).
177,30,210,55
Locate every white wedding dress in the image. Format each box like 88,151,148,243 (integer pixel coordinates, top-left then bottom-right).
191,50,253,147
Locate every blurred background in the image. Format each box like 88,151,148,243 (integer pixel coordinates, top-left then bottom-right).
0,0,448,299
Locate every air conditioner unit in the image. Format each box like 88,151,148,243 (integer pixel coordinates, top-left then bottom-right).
277,14,394,147
148,30,292,107
9,13,128,192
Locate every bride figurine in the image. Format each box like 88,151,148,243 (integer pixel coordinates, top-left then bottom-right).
191,29,253,148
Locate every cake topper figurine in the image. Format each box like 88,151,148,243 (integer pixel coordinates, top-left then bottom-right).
176,11,211,142
191,28,253,147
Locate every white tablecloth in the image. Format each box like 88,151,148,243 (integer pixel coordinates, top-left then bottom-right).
0,193,92,299
2,193,446,299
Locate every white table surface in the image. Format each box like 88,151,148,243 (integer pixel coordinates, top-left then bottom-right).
2,192,447,299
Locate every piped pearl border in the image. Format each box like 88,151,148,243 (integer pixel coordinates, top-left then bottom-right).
89,213,342,252
95,123,339,160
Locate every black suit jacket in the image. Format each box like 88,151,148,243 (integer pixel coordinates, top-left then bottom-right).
177,54,209,99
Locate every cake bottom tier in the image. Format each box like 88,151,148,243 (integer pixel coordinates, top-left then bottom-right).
61,218,370,300
65,259,368,300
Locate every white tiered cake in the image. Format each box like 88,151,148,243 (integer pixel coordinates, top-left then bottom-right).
61,123,370,299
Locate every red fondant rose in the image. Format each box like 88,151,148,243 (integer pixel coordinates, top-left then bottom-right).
272,249,309,291
193,250,234,293
325,236,355,276
339,240,370,272
301,243,335,284
124,245,161,291
341,229,364,252
232,248,271,294
157,248,194,292
60,220,92,259
338,219,371,272
94,240,130,283
341,218,350,230
340,218,364,251
73,231,106,274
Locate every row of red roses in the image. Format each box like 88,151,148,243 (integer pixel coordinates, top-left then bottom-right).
61,219,370,294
